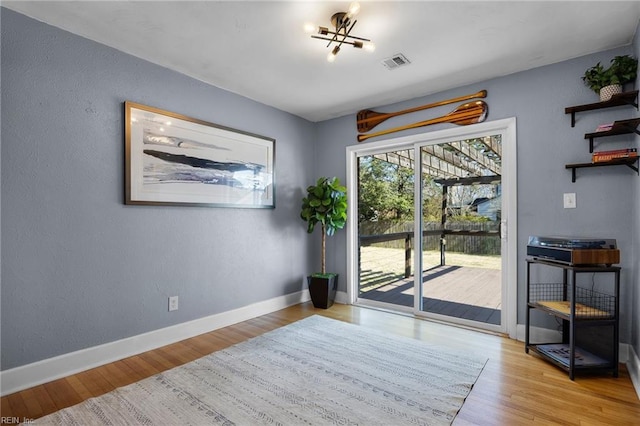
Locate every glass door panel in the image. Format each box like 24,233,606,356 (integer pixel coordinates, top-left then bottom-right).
357,150,415,310
418,135,502,327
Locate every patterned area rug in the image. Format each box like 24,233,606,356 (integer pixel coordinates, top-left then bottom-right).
37,315,487,425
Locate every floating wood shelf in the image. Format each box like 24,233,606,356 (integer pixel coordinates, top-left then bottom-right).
583,118,640,152
565,90,638,127
565,157,639,182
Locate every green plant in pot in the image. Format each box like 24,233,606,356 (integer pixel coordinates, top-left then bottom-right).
582,55,638,101
300,177,347,309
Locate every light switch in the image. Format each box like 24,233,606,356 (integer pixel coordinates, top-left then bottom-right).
563,193,576,209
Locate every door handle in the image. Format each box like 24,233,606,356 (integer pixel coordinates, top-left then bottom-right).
500,220,507,240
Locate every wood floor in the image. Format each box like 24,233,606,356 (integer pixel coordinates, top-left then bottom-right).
2,302,639,425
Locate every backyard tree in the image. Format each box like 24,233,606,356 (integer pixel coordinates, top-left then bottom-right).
358,156,414,222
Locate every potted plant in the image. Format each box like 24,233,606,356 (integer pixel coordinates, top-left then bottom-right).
582,55,638,101
300,177,347,308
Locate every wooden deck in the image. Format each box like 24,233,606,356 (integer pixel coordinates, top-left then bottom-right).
359,264,502,325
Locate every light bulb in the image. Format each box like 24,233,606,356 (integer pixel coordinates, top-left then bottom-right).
363,42,376,52
303,22,316,34
347,2,360,17
327,46,340,62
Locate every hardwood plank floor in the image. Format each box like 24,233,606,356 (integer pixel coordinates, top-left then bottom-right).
1,302,639,425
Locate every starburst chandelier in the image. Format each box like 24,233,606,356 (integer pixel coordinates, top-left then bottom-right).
306,2,375,62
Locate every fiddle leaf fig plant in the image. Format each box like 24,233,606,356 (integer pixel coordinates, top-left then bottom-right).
300,177,347,275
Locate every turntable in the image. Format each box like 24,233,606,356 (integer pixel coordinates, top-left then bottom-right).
527,236,620,265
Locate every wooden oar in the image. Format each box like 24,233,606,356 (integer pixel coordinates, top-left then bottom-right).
357,101,488,143
357,90,487,133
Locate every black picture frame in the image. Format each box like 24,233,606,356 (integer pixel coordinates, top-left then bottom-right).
125,102,275,208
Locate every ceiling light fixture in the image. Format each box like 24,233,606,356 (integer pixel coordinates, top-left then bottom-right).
308,2,375,62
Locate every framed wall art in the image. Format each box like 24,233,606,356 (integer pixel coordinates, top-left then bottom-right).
125,101,275,208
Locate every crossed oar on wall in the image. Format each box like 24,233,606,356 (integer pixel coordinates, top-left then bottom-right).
356,90,488,142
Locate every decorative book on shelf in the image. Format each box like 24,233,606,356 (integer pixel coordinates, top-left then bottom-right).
592,148,638,163
595,123,613,132
566,157,639,182
584,118,640,153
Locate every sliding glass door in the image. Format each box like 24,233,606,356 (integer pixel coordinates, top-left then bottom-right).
347,119,516,335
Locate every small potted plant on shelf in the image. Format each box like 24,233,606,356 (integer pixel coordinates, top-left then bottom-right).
582,54,638,101
300,177,347,309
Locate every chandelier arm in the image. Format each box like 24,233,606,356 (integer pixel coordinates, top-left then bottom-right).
312,34,340,45
335,19,357,50
312,32,369,42
346,19,357,34
311,35,360,47
311,35,334,41
323,30,341,48
342,33,370,42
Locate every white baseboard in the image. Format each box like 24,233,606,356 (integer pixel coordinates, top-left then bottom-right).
0,290,311,396
335,290,349,304
628,344,640,400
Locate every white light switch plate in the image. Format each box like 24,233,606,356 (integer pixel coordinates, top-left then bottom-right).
563,193,576,209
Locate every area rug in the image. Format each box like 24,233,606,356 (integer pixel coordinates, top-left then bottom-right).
36,315,487,425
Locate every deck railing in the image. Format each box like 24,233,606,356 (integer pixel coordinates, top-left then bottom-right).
359,222,500,278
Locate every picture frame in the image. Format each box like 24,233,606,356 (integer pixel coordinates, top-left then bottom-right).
125,101,275,208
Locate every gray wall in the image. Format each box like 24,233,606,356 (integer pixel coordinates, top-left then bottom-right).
316,47,638,343
2,7,639,373
1,9,316,370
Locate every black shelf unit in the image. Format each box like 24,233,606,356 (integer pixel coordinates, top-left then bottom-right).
525,258,620,380
583,118,640,152
565,90,638,127
565,157,639,182
564,91,639,181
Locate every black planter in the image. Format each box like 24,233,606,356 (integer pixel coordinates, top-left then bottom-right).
307,274,338,309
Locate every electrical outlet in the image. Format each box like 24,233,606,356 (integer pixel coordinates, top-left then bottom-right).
563,193,576,209
168,296,179,311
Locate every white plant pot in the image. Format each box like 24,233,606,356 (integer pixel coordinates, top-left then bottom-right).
599,84,622,102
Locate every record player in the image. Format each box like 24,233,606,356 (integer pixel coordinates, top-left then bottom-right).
527,236,620,265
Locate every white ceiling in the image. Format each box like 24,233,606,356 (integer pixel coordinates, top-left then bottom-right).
4,1,640,122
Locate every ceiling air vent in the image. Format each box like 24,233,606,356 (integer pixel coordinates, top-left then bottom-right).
381,53,411,70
